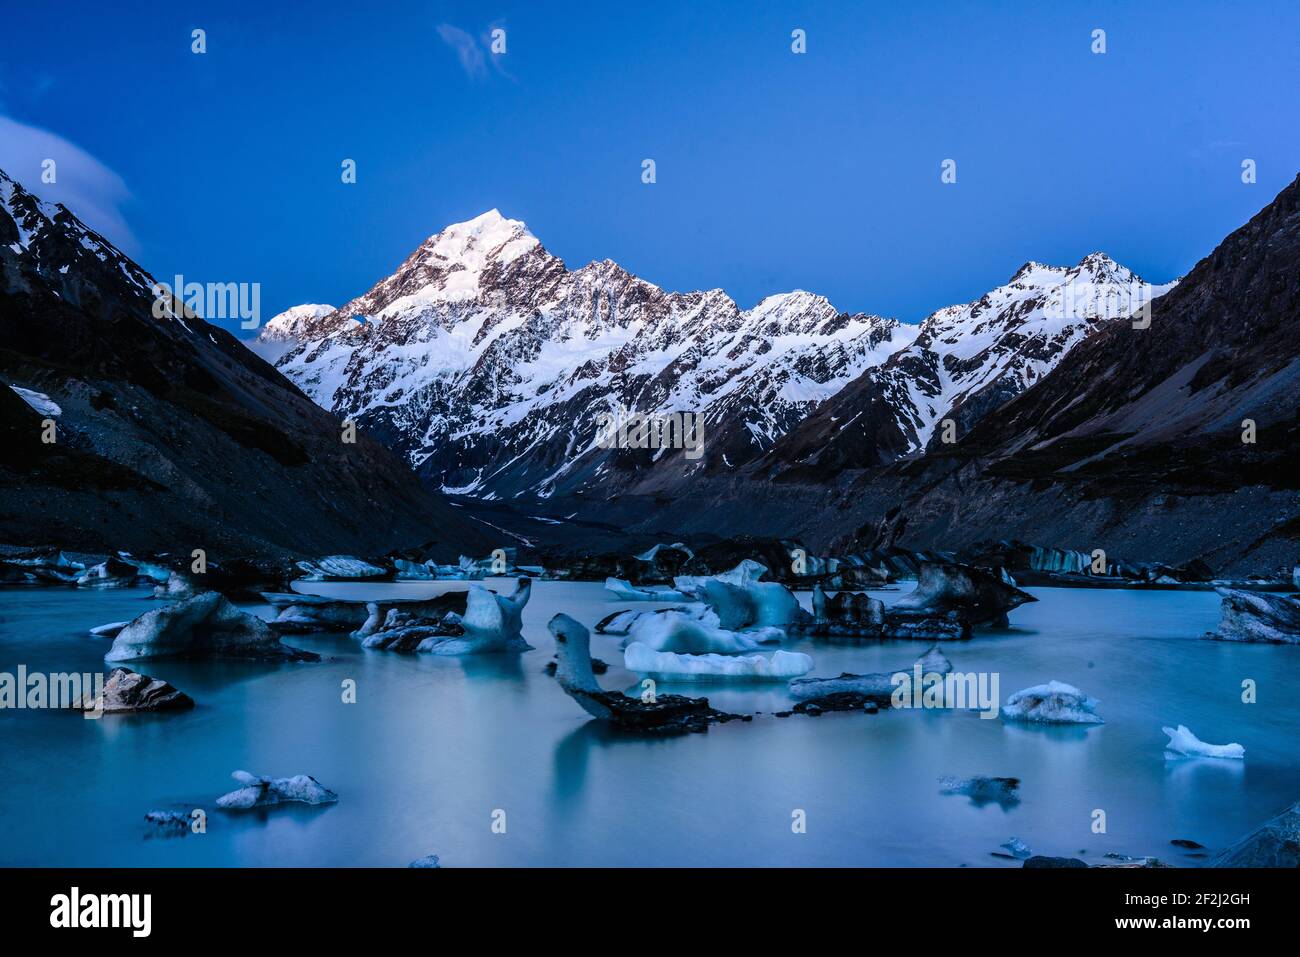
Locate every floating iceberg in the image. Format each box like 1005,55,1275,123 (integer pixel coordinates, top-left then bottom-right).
89,621,129,638
1205,588,1300,644
698,578,803,630
939,775,1021,808
604,578,689,602
216,770,338,809
1002,681,1103,725
409,854,442,868
548,614,744,733
673,559,768,597
295,555,389,581
105,592,318,662
889,561,1036,627
623,642,813,680
152,571,206,600
1162,724,1244,759
624,607,783,655
362,579,532,654
76,557,139,588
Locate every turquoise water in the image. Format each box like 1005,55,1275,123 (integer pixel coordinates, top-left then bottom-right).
1,581,1297,866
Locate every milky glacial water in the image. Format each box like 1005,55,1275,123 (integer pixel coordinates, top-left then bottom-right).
2,580,1297,867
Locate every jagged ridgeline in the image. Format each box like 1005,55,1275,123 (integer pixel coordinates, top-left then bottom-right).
256,210,1176,505
0,168,492,560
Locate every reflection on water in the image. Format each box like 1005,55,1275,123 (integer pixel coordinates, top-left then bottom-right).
1,580,1297,866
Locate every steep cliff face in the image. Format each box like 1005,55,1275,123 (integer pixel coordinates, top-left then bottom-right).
0,168,491,561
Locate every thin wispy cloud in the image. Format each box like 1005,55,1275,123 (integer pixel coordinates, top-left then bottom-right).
0,114,139,256
437,24,487,79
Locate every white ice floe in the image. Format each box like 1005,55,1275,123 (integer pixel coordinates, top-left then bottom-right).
1002,680,1103,725
625,607,783,655
89,621,129,638
604,577,689,602
1162,724,1244,760
216,770,339,809
623,642,813,680
9,385,61,417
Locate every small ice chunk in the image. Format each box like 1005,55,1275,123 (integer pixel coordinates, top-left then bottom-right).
1002,681,1103,725
1162,724,1244,760
216,771,339,809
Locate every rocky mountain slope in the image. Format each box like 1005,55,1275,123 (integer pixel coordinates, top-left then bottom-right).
257,211,1170,506
612,175,1297,577
0,168,491,561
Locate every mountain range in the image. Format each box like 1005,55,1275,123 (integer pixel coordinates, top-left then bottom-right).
257,212,1174,505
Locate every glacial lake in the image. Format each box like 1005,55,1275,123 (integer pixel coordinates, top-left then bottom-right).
2,580,1298,867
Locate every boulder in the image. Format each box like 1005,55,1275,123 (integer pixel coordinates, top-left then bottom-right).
1204,588,1300,644
80,668,194,713
104,592,318,662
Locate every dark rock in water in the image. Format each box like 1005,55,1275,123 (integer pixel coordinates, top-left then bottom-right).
76,557,139,588
549,614,746,734
104,592,318,662
939,775,1021,808
81,668,194,713
890,562,1036,626
882,613,971,641
1209,800,1300,867
1204,588,1300,644
215,770,338,810
1170,838,1205,850
1024,856,1088,868
409,854,442,868
144,811,192,836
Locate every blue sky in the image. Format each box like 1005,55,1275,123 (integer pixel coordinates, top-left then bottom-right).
1,0,1296,331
